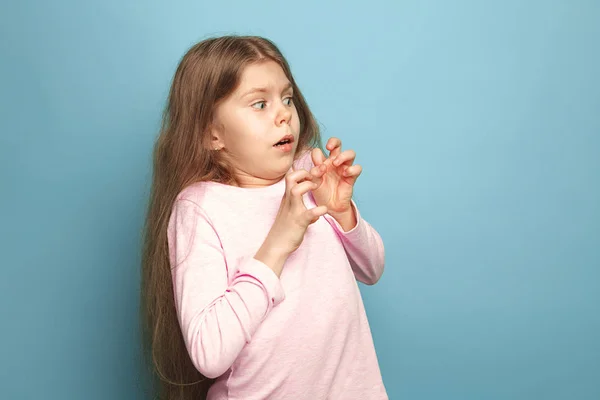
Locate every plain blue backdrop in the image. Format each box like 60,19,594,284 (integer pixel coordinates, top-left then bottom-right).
1,0,599,399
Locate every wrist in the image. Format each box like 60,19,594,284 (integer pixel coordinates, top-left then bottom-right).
255,238,291,277
328,205,357,232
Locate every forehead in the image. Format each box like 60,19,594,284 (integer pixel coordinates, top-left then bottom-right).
235,60,290,92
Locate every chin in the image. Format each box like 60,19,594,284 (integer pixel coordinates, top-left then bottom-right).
280,158,295,174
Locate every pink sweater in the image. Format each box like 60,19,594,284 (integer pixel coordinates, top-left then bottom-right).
167,150,388,399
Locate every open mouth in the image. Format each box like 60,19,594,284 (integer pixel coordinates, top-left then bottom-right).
274,134,294,147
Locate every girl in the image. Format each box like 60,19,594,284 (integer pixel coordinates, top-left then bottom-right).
141,35,387,400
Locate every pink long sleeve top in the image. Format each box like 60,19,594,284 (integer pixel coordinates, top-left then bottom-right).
167,149,388,399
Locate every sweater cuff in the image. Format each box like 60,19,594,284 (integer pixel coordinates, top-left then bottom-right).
324,199,362,236
233,257,286,307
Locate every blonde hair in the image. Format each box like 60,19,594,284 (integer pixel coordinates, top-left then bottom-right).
140,35,322,399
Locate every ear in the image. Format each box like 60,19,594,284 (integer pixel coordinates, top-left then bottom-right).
206,122,225,151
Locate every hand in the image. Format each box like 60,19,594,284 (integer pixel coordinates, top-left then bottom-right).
255,169,328,276
309,137,362,219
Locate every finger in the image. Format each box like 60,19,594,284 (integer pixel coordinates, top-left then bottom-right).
286,169,311,186
306,205,328,224
343,164,363,183
311,147,326,166
285,169,312,198
326,137,342,158
332,149,356,167
308,166,324,190
310,163,326,178
290,181,317,207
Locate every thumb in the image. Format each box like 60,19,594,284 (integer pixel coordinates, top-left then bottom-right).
311,147,326,166
307,205,328,224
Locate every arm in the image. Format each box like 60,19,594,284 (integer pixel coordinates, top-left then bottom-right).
167,199,285,378
296,148,385,284
323,200,385,285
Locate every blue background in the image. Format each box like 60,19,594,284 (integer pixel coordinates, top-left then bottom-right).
1,1,599,399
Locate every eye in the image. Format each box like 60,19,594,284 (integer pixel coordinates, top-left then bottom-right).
251,101,266,110
283,97,294,106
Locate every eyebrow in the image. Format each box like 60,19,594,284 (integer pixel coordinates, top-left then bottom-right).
240,82,293,99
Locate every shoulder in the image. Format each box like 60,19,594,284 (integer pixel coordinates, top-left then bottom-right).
175,181,213,209
172,180,242,221
168,184,216,238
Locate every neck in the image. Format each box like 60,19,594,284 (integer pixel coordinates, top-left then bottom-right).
233,171,287,188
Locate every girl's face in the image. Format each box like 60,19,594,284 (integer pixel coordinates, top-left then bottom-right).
211,60,301,187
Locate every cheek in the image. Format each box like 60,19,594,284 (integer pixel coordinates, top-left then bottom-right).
225,110,261,142
292,109,301,132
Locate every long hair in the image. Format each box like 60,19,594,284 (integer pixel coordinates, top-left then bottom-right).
140,35,322,399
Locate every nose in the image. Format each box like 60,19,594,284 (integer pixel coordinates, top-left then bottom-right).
276,102,292,127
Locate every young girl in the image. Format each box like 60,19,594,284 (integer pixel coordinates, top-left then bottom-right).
141,35,387,400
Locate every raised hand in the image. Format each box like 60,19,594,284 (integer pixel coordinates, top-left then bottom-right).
255,169,328,276
309,137,362,230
